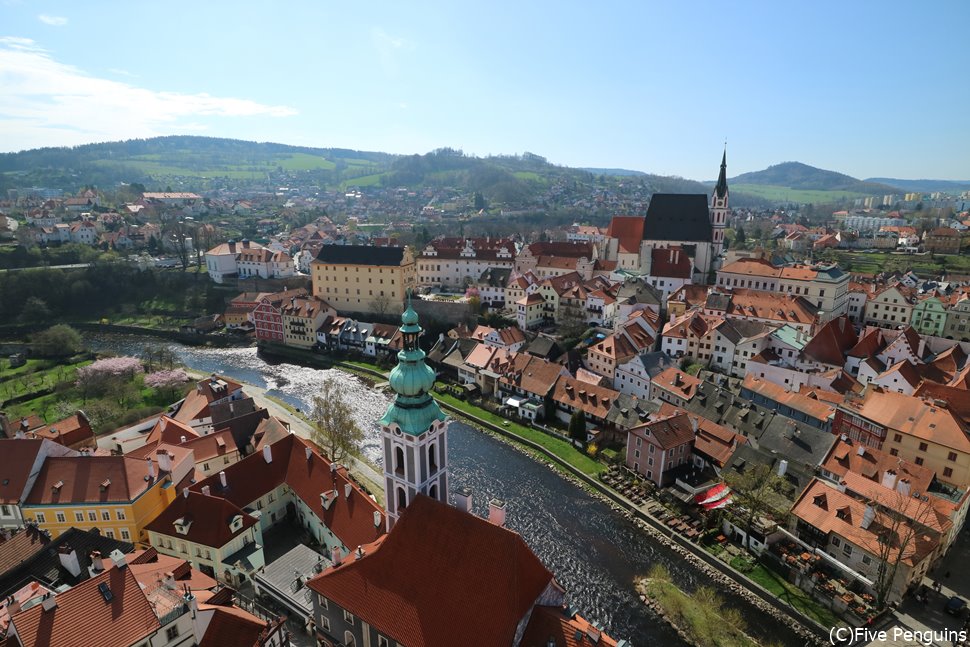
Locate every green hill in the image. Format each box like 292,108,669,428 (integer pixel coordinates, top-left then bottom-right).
730,161,898,195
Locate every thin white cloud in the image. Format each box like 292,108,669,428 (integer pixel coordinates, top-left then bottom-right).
0,37,297,151
108,67,138,78
371,27,412,76
37,14,68,26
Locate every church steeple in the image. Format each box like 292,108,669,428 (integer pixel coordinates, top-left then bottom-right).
710,147,729,251
379,292,450,530
715,147,729,200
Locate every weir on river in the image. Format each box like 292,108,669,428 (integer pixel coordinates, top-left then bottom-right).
83,332,807,646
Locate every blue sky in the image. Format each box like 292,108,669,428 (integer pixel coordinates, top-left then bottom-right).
1,1,968,180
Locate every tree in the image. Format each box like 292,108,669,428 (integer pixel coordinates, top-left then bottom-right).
75,356,143,402
145,368,189,401
735,226,747,246
372,293,391,318
18,296,52,324
568,409,587,445
310,378,365,464
30,325,83,357
163,220,193,271
724,463,791,551
865,491,936,610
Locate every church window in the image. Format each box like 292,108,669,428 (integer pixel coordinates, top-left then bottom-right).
396,487,407,511
395,447,405,476
429,444,438,472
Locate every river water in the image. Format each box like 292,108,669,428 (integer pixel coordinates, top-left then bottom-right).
83,333,806,646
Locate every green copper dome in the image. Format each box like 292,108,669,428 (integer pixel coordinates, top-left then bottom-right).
380,298,447,436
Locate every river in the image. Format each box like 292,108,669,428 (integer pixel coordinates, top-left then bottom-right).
83,332,807,646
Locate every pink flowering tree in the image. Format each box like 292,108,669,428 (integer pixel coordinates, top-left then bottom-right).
145,369,190,401
76,356,144,402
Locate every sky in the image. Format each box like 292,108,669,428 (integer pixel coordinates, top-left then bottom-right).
1,1,968,181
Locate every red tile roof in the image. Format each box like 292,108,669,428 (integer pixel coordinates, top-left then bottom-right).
145,491,257,549
651,367,701,401
0,440,49,504
9,566,159,647
520,605,619,647
650,246,692,279
191,435,385,550
607,216,646,254
821,439,933,495
24,456,162,505
32,413,94,449
802,315,858,366
145,415,200,446
197,605,270,647
0,526,49,578
308,495,553,647
630,412,695,450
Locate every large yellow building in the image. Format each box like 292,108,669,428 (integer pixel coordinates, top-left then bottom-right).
311,245,416,315
22,446,194,543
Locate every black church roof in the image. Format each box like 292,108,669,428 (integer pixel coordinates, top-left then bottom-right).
644,194,713,243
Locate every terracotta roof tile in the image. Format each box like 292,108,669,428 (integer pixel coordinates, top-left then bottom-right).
308,495,553,647
520,605,619,647
9,566,159,647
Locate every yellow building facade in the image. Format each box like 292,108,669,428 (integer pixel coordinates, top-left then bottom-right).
311,245,415,315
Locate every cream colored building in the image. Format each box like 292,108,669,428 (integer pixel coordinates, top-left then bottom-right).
311,245,416,315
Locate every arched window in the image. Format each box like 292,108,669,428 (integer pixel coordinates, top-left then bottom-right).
395,446,405,477
397,487,407,511
344,631,356,646
429,443,438,472
429,484,438,500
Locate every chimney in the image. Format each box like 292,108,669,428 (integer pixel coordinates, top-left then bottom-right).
305,446,313,461
454,487,473,514
156,449,172,473
263,444,273,464
896,478,911,497
354,546,364,560
201,485,211,497
183,588,198,615
777,460,788,477
58,544,82,577
331,545,342,566
41,593,57,612
182,487,189,498
321,490,338,510
856,444,866,457
180,435,186,444
146,457,155,480
344,483,352,499
837,480,847,493
219,471,227,488
488,499,507,527
110,549,127,570
861,504,875,530
162,572,176,589
690,416,698,434
373,511,382,528
881,470,898,490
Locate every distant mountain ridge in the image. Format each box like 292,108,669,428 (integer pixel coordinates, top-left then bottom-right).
865,177,970,194
729,161,899,195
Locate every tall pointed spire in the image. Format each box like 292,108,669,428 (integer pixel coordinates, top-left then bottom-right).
714,145,728,199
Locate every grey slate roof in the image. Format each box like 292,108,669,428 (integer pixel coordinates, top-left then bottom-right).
253,543,327,619
315,245,406,266
644,194,713,243
615,279,662,307
634,351,676,379
718,319,771,345
525,336,563,361
477,267,513,288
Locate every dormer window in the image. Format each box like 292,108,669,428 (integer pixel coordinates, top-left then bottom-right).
100,479,111,492
229,514,244,532
173,517,192,535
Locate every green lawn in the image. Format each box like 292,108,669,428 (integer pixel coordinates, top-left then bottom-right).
746,562,839,627
432,388,606,476
0,358,92,405
640,568,759,647
340,173,386,188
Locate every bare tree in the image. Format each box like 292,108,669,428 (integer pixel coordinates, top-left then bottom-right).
163,220,192,271
372,293,391,318
863,490,937,610
724,463,792,551
310,377,364,464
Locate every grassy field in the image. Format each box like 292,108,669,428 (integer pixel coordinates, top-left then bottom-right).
746,562,839,627
0,357,92,404
432,387,606,476
90,151,346,180
733,183,869,205
340,172,386,188
639,565,760,647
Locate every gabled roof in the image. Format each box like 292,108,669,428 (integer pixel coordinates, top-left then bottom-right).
145,491,256,549
606,216,646,254
821,439,933,495
791,479,935,567
840,387,970,451
650,246,692,279
191,435,385,550
802,315,858,366
24,455,169,505
0,440,50,504
197,605,271,647
520,605,619,647
551,376,621,420
145,415,199,446
308,495,553,647
32,413,94,449
0,526,49,579
9,566,159,647
651,367,701,401
630,412,695,450
643,194,712,243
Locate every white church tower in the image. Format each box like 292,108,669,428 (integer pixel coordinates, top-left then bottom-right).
379,295,450,530
711,148,729,253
